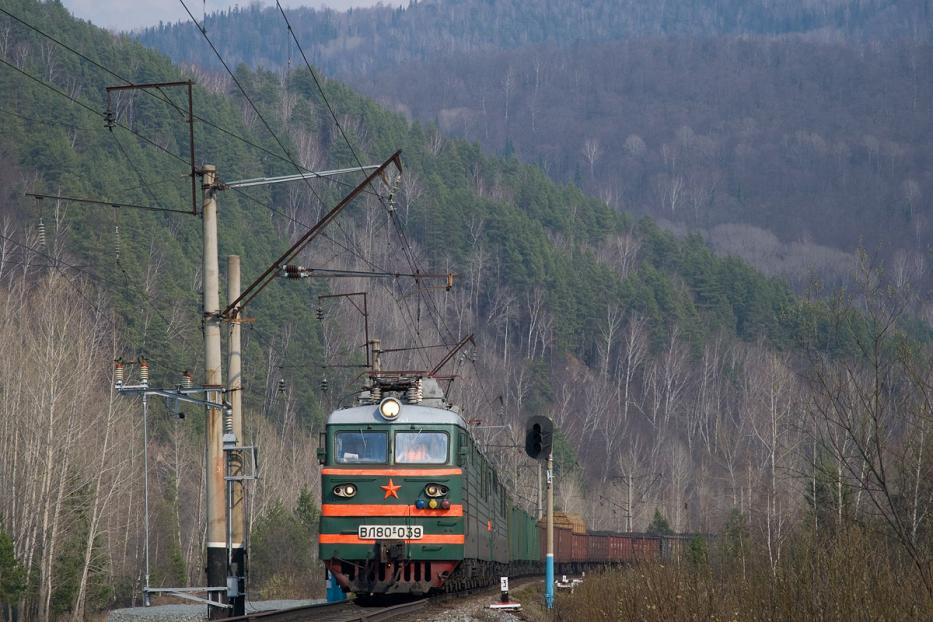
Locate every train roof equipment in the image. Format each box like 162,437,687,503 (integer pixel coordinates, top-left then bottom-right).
327,374,465,426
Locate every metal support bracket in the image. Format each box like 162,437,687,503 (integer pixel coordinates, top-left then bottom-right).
116,384,232,417
144,587,231,608
223,445,259,481
115,366,242,612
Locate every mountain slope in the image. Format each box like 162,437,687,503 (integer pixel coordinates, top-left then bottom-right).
137,0,933,75
0,0,878,501
3,2,923,616
360,37,932,290
1,1,848,377
136,0,933,297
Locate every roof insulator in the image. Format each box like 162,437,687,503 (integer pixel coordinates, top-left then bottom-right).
138,357,149,387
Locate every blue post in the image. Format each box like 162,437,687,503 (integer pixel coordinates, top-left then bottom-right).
325,570,346,602
545,451,554,609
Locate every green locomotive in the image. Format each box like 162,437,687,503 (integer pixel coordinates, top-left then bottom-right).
318,374,539,595
318,373,682,597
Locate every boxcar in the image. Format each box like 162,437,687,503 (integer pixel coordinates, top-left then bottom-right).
588,532,609,563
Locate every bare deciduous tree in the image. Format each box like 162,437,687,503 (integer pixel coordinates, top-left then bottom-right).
806,255,933,595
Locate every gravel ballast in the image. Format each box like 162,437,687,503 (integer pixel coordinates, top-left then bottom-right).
108,599,323,622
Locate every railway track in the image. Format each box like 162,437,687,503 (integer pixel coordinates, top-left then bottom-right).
225,599,427,622
223,575,539,621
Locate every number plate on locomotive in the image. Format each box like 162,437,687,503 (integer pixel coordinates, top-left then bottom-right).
358,525,423,540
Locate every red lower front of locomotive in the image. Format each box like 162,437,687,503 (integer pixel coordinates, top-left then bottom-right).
325,557,459,595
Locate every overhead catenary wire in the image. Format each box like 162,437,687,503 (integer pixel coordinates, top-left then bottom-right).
174,2,439,371
0,229,107,314
1,7,190,127
1,6,344,187
272,2,478,367
0,3,369,325
0,105,100,131
272,3,452,368
0,56,192,168
2,4,404,278
26,193,191,216
0,16,197,217
176,0,429,333
5,4,487,404
227,184,434,369
0,7,438,408
110,126,176,214
272,1,422,269
177,0,329,208
174,2,385,227
8,11,514,517
0,16,212,345
272,2,496,412
0,4,388,221
5,1,411,308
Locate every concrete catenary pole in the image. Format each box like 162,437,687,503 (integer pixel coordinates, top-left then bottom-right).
202,165,227,616
227,255,246,616
545,450,554,609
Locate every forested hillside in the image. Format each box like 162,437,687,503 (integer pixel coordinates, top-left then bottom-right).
0,1,930,619
138,0,933,75
139,0,933,299
366,38,933,291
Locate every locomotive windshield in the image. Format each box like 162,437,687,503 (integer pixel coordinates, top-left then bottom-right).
335,430,388,463
395,431,448,464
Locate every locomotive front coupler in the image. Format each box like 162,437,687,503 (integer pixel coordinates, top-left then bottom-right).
377,540,406,563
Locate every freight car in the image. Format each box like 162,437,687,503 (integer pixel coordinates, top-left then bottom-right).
317,374,687,596
542,512,676,574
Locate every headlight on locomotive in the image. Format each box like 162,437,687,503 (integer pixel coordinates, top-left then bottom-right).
378,396,401,420
424,484,448,498
333,483,357,498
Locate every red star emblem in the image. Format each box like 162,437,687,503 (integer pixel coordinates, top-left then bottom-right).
381,478,401,499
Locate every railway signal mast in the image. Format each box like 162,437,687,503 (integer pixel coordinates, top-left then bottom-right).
525,416,555,609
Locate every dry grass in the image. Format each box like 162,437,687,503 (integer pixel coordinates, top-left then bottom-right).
554,530,933,621
512,582,551,621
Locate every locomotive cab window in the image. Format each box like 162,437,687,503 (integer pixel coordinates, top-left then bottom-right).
335,430,387,464
395,431,448,464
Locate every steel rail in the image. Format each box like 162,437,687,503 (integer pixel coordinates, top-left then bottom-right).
223,598,427,622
